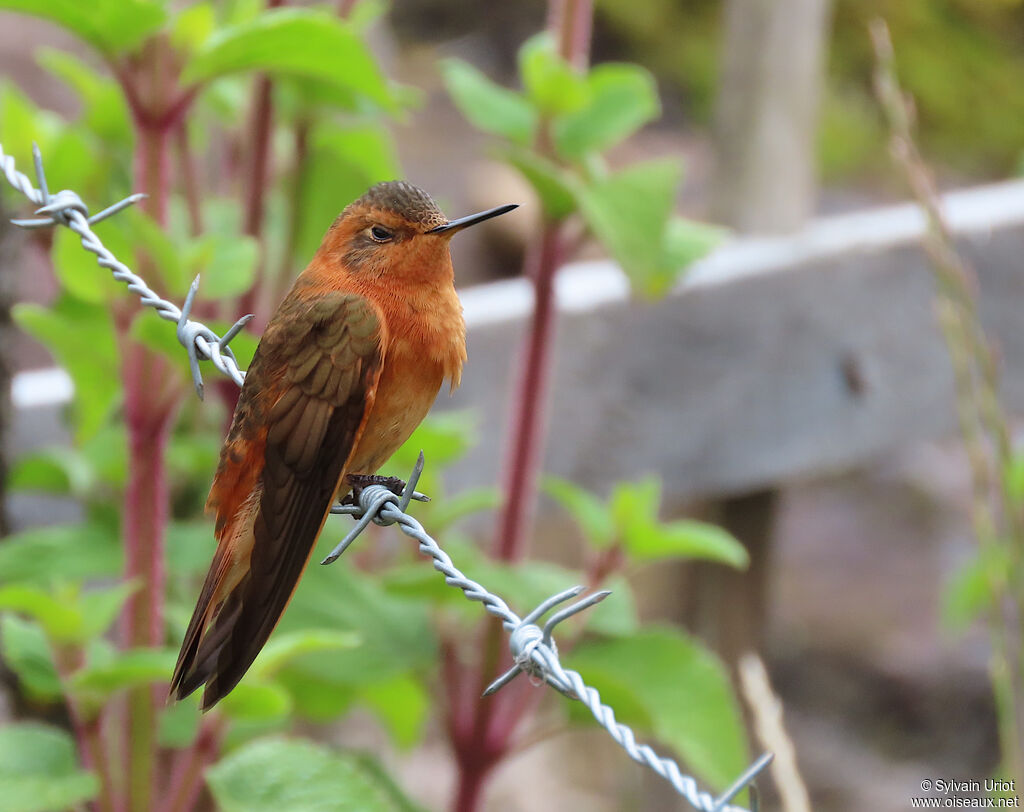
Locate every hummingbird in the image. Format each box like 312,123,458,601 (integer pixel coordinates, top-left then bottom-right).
170,182,517,709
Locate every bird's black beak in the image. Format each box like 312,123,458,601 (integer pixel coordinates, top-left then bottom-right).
427,203,518,235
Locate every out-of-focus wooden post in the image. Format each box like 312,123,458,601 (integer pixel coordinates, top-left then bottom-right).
692,0,832,667
711,0,832,233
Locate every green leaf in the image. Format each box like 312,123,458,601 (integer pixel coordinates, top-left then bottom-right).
0,581,134,645
275,561,435,699
0,585,84,643
943,546,1009,631
574,159,683,298
360,674,428,750
518,33,587,115
625,519,748,567
568,627,748,791
609,477,661,530
37,49,132,146
207,737,422,812
13,297,119,440
553,63,660,160
441,58,537,146
171,2,215,55
159,695,201,748
0,615,62,701
220,681,293,723
0,0,166,56
0,723,99,812
0,523,122,585
503,147,577,221
184,233,259,299
183,8,393,108
249,629,361,680
79,581,138,640
52,225,129,304
427,487,500,532
72,647,176,704
543,476,615,549
663,216,724,272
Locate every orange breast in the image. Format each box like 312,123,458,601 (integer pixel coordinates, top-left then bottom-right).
347,343,446,474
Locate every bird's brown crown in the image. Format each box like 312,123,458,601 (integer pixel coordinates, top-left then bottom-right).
350,181,447,230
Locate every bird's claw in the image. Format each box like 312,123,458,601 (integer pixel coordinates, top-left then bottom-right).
342,473,430,505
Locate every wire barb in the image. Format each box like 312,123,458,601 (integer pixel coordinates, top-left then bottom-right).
323,456,770,812
2,140,772,811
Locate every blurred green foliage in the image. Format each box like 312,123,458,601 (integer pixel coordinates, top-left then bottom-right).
596,0,1024,179
0,0,751,808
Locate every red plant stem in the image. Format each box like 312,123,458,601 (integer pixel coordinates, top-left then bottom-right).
118,96,190,812
492,223,565,561
160,717,224,812
447,7,592,808
238,0,285,324
53,645,117,812
175,122,203,235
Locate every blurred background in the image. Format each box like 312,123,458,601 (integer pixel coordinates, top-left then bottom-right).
1,1,1023,811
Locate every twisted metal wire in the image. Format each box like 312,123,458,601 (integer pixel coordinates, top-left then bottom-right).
0,142,251,399
324,454,772,812
3,142,771,811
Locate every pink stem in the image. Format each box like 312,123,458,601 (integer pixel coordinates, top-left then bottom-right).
492,223,565,560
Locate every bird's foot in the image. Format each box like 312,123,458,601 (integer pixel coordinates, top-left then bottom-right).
341,473,431,506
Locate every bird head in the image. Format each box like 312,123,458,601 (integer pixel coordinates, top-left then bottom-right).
318,181,517,281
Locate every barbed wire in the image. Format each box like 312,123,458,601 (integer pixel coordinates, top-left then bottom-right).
2,142,772,811
0,142,251,399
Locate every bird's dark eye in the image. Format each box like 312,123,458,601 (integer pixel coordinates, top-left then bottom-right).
370,225,393,243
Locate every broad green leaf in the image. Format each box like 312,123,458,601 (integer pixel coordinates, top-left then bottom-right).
663,216,723,272
360,674,428,750
0,581,134,644
52,224,130,304
543,476,615,549
0,0,166,56
8,449,81,496
166,521,217,578
1006,451,1024,507
0,523,122,585
13,297,119,440
183,8,393,108
503,147,577,221
0,615,62,701
0,722,99,812
943,546,1009,631
184,233,259,299
517,33,587,115
388,411,477,472
276,560,435,692
71,647,176,707
37,49,132,146
574,158,682,298
625,519,748,568
554,63,660,160
0,585,83,643
170,2,215,54
249,629,361,680
427,487,500,533
158,695,201,748
441,59,537,146
220,681,293,723
207,737,422,812
609,477,661,531
569,627,748,791
78,581,138,640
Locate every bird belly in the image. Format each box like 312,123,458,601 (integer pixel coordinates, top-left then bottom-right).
345,352,445,476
